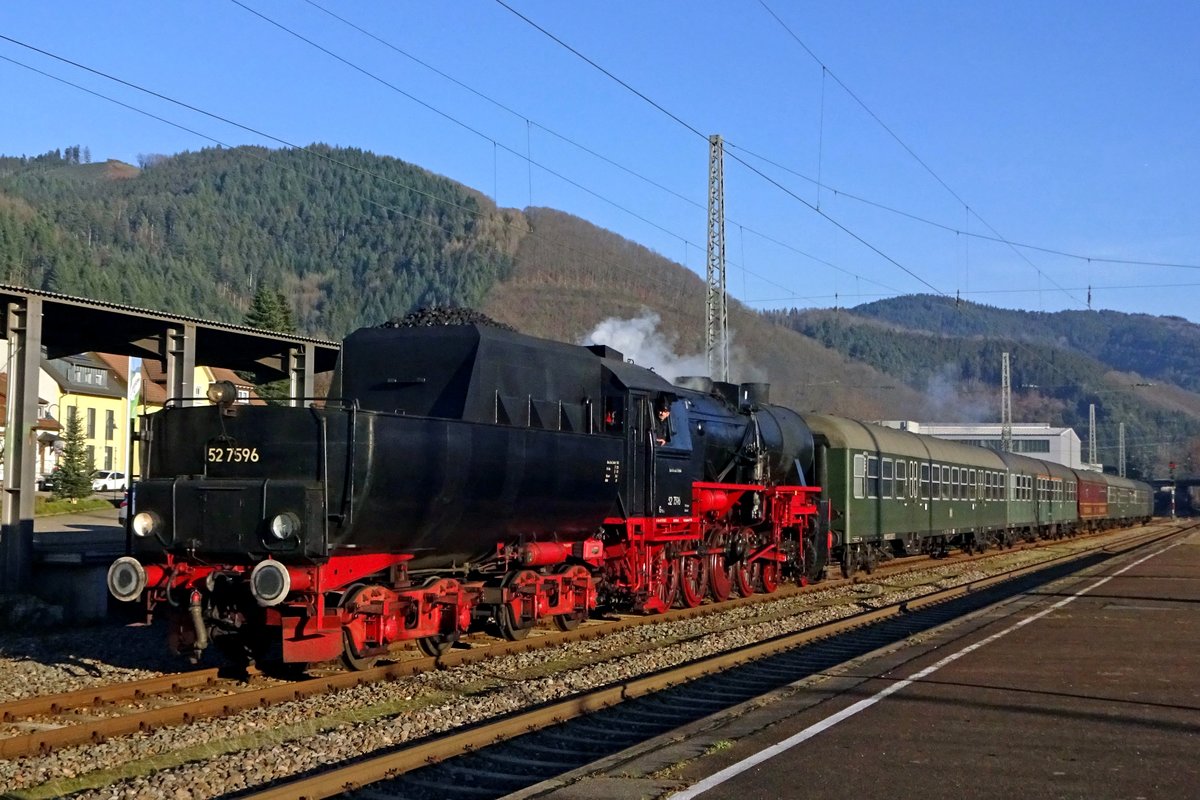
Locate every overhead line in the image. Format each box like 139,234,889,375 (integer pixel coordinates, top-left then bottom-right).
728,143,1200,271
492,0,707,140
1,27,700,278
235,1,899,299
747,282,1200,306
492,0,952,298
724,151,946,295
755,0,1085,307
0,49,720,313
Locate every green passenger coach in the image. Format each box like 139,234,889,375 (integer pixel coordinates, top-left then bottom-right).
802,414,1152,577
805,415,1011,575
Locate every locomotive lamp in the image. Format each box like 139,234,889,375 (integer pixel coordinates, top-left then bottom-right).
206,380,239,411
269,511,301,540
131,511,161,538
250,560,291,606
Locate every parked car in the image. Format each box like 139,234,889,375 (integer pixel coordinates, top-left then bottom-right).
118,493,128,524
37,470,61,492
91,470,126,492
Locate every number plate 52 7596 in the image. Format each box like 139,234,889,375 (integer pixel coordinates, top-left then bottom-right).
206,446,260,464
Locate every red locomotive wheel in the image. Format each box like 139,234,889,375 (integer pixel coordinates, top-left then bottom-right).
339,584,380,671
676,554,707,608
552,564,591,631
498,570,539,640
652,547,680,610
728,529,759,598
731,561,755,598
758,559,780,593
706,527,733,603
417,633,458,658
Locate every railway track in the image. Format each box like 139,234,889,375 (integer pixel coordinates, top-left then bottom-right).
0,523,1173,786
0,525,1094,760
236,522,1186,800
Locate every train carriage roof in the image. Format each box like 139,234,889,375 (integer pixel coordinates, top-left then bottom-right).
803,414,1009,470
997,451,1076,480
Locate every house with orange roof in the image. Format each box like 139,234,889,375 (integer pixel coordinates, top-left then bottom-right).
40,353,132,482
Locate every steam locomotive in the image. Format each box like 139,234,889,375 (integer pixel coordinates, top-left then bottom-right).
107,317,1151,669
108,319,824,667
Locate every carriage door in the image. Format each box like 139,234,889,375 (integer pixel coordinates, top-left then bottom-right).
623,392,649,517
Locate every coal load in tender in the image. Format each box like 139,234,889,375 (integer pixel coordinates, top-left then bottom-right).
382,307,516,332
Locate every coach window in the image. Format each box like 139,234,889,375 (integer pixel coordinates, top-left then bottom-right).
969,469,977,500
853,454,866,499
867,456,879,499
881,458,893,498
895,460,907,499
921,463,931,499
960,468,969,499
931,464,940,499
941,465,950,499
949,467,959,499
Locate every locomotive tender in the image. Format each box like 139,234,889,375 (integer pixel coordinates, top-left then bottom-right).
107,317,1152,668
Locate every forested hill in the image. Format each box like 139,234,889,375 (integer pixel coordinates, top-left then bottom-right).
0,144,933,422
4,144,1197,474
768,304,1200,478
849,294,1200,394
0,146,524,337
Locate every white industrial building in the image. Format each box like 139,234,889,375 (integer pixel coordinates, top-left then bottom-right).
876,421,1102,472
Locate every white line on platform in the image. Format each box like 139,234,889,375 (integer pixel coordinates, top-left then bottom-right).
670,540,1183,799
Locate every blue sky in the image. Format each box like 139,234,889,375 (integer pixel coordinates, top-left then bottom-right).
2,1,1198,320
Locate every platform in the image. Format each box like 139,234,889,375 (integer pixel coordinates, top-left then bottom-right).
25,506,126,621
517,525,1200,800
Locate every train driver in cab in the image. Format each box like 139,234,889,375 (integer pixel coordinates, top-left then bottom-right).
654,397,673,446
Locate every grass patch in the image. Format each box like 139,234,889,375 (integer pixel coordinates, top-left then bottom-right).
34,496,115,517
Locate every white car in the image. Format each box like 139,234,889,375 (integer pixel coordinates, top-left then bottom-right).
92,470,126,492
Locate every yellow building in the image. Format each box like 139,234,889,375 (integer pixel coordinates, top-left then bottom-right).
44,353,131,477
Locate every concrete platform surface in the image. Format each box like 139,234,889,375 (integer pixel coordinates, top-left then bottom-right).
517,525,1200,800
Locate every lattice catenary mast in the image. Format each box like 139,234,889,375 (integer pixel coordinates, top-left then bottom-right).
1089,403,1097,465
706,134,729,382
1118,421,1126,478
1000,352,1012,452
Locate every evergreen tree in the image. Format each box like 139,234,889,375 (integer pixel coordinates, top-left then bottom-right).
245,286,292,332
244,286,297,403
53,412,94,500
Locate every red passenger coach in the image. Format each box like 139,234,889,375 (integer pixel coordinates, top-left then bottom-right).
1076,473,1110,530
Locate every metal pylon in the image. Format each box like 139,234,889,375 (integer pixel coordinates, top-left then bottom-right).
1000,352,1012,452
706,134,728,382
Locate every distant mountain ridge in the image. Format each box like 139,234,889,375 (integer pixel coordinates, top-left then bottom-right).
851,294,1200,393
2,145,1197,476
0,146,522,337
769,299,1200,478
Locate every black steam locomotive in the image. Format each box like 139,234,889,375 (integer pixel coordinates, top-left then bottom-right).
108,318,824,667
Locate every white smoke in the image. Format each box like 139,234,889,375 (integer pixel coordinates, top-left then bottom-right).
926,363,990,422
582,312,708,382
